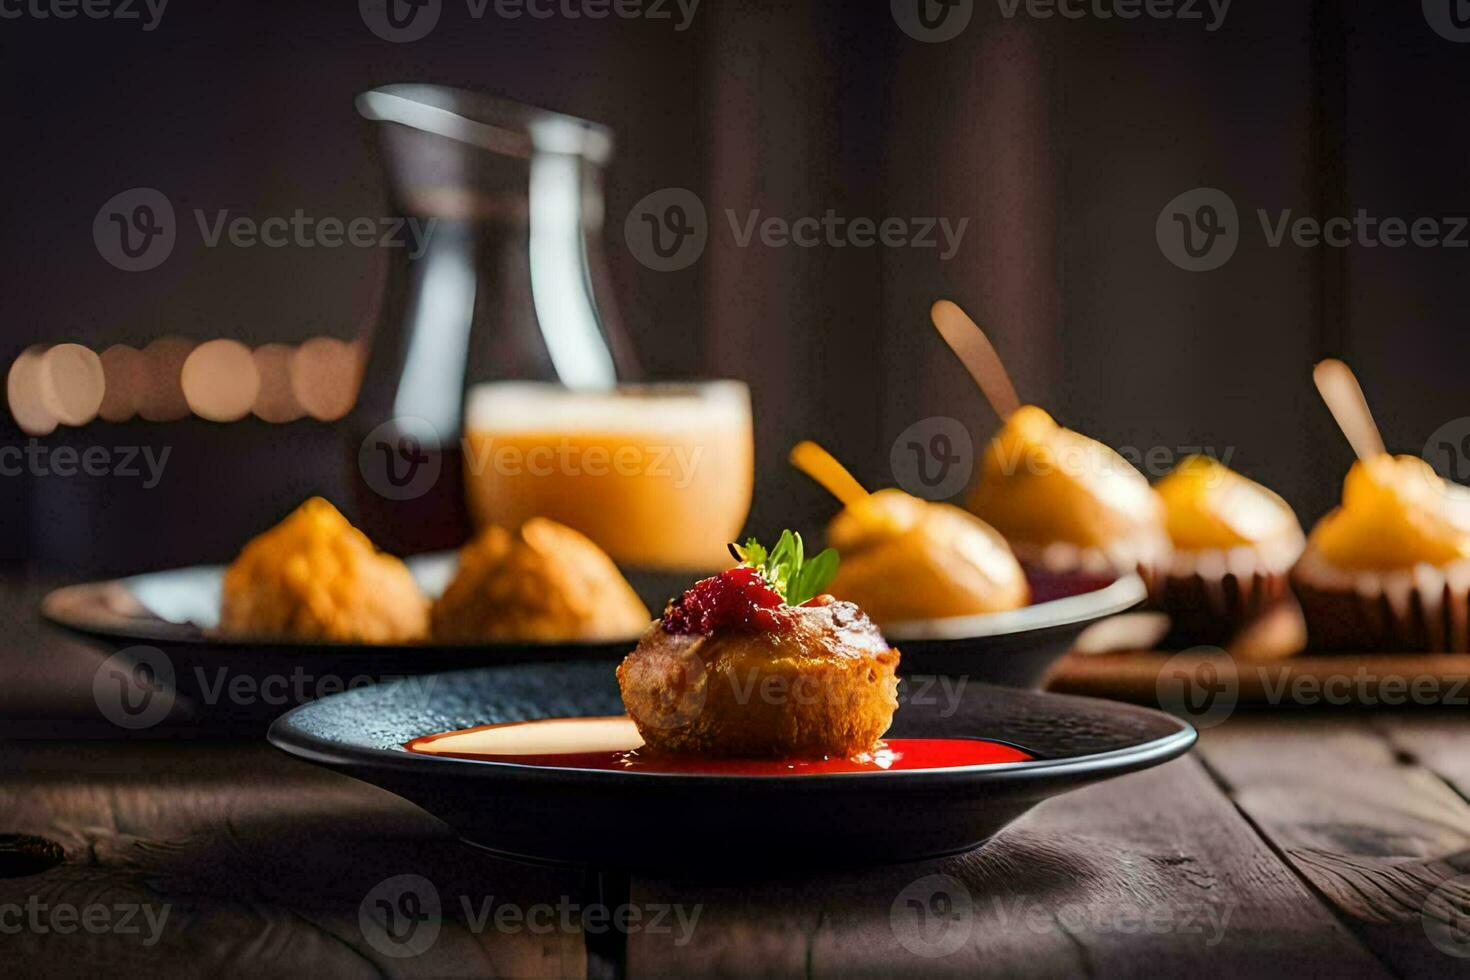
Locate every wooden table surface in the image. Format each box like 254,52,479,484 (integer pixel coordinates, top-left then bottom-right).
6,580,1470,977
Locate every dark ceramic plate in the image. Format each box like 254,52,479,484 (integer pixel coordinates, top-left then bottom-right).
884,570,1148,686
39,553,676,732
42,561,1141,732
268,661,1195,870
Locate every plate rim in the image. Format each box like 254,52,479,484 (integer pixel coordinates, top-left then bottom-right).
878,572,1147,643
267,672,1198,787
42,565,1145,653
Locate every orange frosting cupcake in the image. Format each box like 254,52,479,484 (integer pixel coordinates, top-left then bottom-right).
968,406,1168,575
1292,455,1470,652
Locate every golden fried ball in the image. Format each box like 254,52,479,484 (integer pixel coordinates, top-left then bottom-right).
220,497,428,643
826,488,1029,623
431,518,651,643
617,600,900,759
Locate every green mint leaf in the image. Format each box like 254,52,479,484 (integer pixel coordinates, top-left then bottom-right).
787,547,840,606
729,532,839,607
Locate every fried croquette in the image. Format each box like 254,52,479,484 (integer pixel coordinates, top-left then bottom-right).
431,518,651,643
220,497,429,643
617,599,900,759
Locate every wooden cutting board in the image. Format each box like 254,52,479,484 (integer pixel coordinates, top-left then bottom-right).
1048,648,1470,708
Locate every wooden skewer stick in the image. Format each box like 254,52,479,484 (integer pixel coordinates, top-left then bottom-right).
929,300,1023,420
789,441,870,508
1312,359,1386,461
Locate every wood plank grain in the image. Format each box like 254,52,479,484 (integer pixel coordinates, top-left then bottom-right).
1198,717,1470,975
1379,716,1470,800
628,756,1382,978
0,743,586,979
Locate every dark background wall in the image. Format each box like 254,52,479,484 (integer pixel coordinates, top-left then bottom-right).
2,0,1466,575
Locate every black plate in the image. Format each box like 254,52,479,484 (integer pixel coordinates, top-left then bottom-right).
884,570,1147,686
39,555,676,732
42,561,1142,732
268,662,1195,870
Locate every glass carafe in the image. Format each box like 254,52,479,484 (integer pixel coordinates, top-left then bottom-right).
349,85,752,571
348,85,640,556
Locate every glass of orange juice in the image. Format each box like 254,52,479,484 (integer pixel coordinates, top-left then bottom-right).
463,381,753,570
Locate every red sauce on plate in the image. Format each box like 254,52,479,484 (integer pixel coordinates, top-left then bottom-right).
404,717,1033,774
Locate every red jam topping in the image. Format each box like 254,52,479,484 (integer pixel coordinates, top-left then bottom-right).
661,566,788,635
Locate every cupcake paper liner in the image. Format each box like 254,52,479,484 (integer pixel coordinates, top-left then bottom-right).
1142,534,1304,647
1290,547,1470,653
